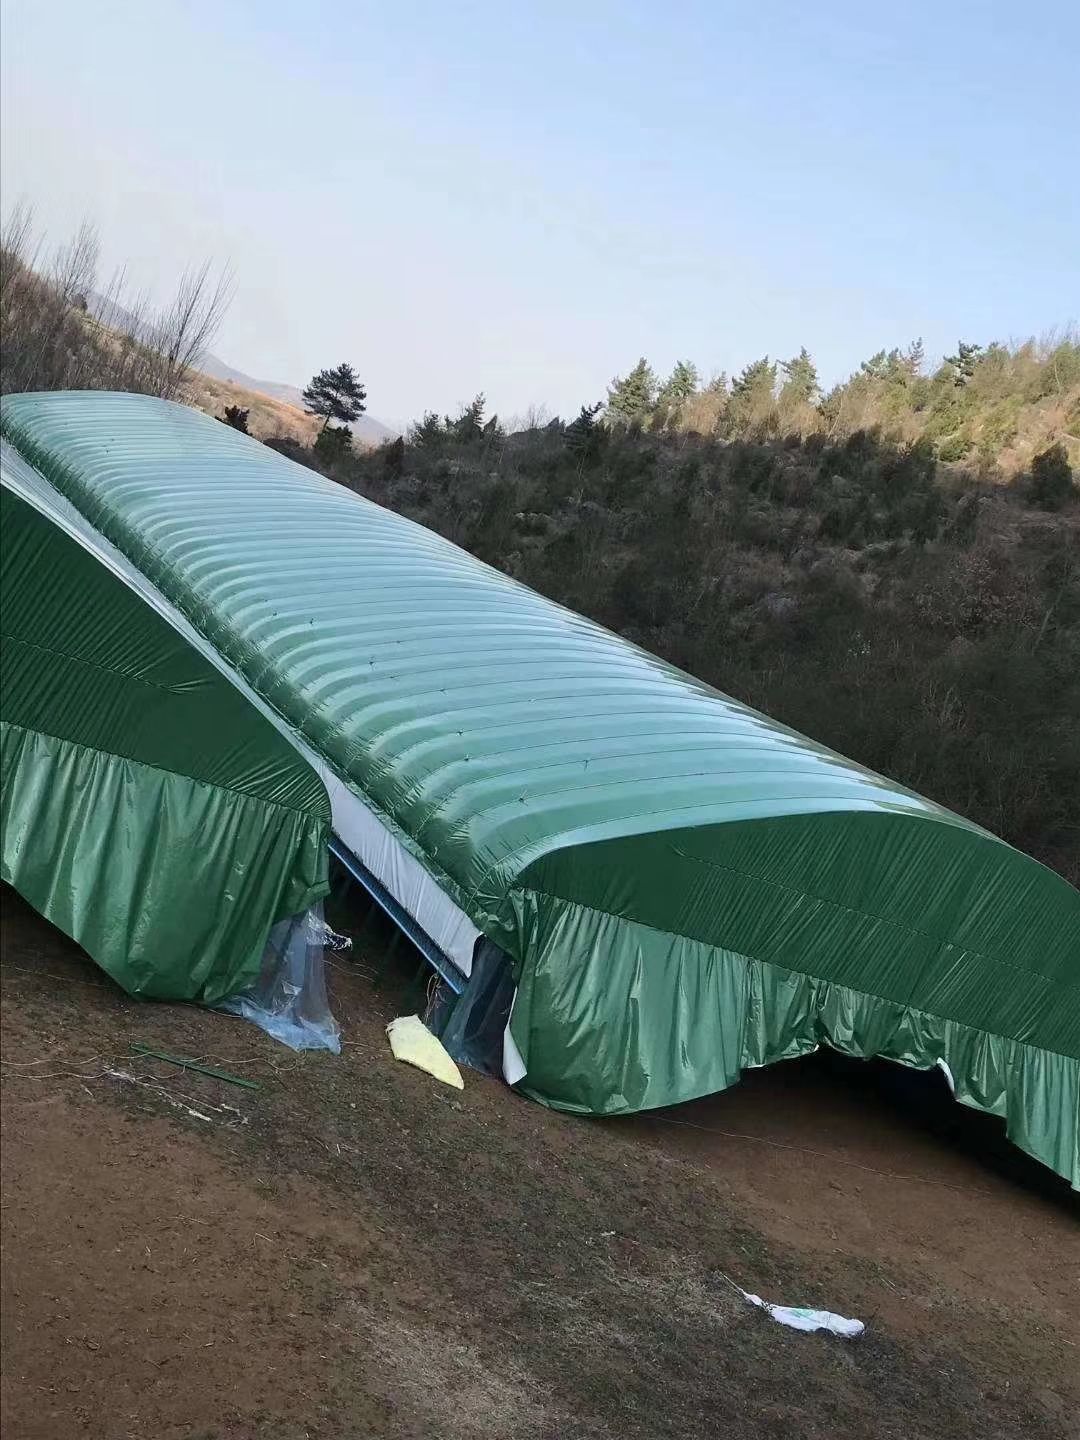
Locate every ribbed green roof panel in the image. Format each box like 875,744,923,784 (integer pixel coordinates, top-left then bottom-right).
0,394,964,885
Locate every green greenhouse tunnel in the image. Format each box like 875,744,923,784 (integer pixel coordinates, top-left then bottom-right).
1,391,1077,1185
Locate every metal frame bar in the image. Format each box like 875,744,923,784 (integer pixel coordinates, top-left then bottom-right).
328,836,467,996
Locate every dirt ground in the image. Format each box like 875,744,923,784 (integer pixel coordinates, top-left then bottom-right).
2,886,1077,1440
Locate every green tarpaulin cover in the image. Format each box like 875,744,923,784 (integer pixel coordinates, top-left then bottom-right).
2,392,1077,1183
1,434,330,1002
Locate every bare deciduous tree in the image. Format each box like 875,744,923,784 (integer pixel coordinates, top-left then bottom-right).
0,208,233,402
143,260,235,398
50,220,99,306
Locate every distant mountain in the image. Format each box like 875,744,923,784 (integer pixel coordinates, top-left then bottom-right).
88,291,398,446
199,353,399,446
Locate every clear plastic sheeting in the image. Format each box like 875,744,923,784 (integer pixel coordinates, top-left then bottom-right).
429,940,518,1080
218,904,341,1053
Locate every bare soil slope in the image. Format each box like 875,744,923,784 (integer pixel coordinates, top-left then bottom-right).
2,889,1076,1440
182,372,321,446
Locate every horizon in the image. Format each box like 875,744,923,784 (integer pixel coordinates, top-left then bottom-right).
2,0,1078,429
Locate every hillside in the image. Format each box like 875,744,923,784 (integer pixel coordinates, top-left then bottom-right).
0,231,388,449
197,351,398,446
85,286,398,445
183,368,322,444
601,339,1080,475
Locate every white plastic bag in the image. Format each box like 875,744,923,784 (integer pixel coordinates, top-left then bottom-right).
739,1287,864,1338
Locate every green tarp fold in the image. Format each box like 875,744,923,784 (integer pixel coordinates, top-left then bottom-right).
507,897,1078,1183
1,455,330,1002
1,724,327,1001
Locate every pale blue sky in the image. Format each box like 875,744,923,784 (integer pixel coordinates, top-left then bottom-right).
2,0,1077,426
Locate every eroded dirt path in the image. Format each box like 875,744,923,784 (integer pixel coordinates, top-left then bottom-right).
2,889,1077,1439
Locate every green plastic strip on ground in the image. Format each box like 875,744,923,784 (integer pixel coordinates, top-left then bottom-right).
0,474,330,1003
2,392,1076,1182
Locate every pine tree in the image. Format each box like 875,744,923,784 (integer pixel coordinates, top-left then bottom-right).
408,411,445,449
860,347,913,390
945,342,983,387
382,435,406,475
860,350,892,381
727,357,777,436
302,362,367,431
566,402,604,463
731,357,777,399
314,422,353,462
657,360,700,411
218,404,250,433
446,394,487,444
779,348,820,404
903,338,925,376
605,357,657,427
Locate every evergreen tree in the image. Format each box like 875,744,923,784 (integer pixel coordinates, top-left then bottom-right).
409,411,446,449
727,357,777,436
218,404,250,433
605,357,657,427
945,341,983,387
859,347,915,393
860,349,898,381
566,401,604,462
314,422,353,461
446,394,488,444
779,347,820,404
657,360,700,411
731,356,777,399
382,435,406,476
903,338,925,376
302,362,367,431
